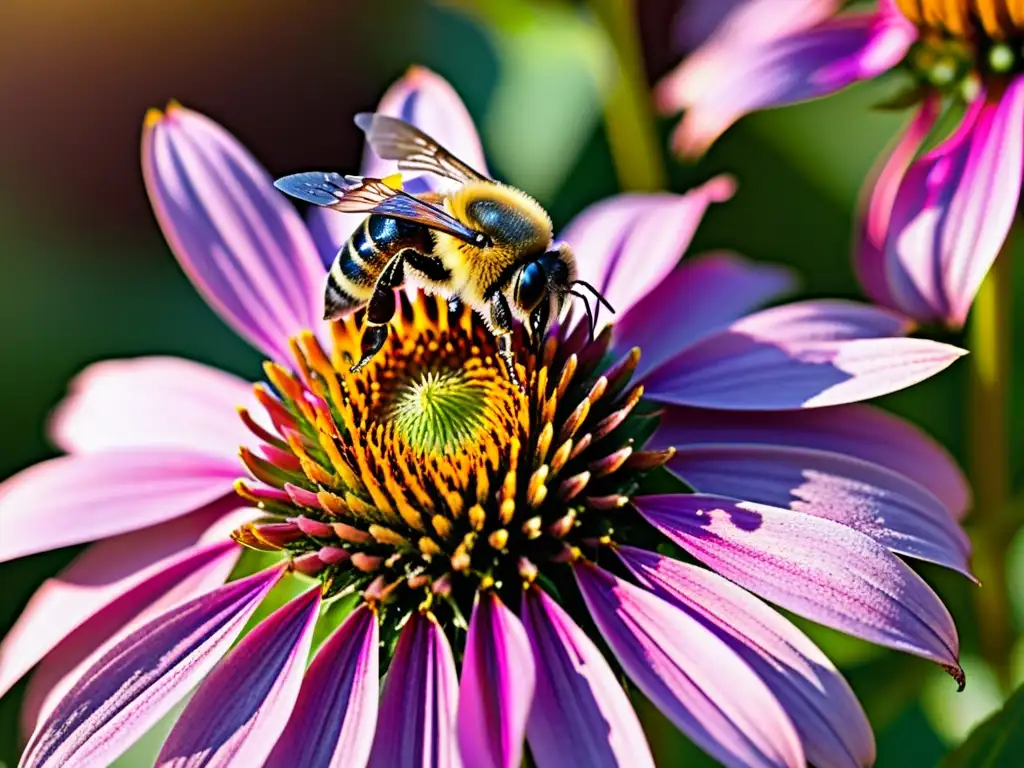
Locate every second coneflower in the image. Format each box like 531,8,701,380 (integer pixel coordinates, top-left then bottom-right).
1,68,974,768
660,0,1024,327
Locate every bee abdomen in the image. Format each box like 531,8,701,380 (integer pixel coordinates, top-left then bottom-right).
324,214,433,321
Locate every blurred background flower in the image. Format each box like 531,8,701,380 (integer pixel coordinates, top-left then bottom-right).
658,0,1022,329
0,0,1021,766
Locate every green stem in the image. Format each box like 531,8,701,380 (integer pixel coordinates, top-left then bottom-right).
587,0,666,191
968,232,1015,692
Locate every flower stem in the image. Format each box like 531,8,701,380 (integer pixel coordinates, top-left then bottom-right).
587,0,666,191
968,232,1015,692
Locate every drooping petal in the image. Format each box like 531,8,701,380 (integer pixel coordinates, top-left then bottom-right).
0,502,239,699
368,611,460,768
49,356,255,457
157,586,321,768
561,178,735,323
21,541,248,738
854,99,940,312
521,586,654,768
21,509,256,742
265,604,379,768
884,77,1024,326
659,5,915,155
665,0,843,126
635,494,962,679
619,547,875,768
611,252,793,380
665,443,972,576
458,591,535,768
143,104,326,362
0,449,240,562
20,566,284,768
690,298,913,342
650,403,970,519
672,0,842,56
643,300,965,409
574,562,804,768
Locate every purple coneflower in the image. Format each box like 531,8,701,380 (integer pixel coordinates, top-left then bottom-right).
658,0,1024,327
1,68,973,768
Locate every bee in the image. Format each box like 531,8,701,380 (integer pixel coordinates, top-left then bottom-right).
274,113,611,382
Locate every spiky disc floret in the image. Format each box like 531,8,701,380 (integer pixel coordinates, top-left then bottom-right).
231,292,672,629
898,0,1024,100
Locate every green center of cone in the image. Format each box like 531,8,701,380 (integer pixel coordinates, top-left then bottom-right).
389,370,488,454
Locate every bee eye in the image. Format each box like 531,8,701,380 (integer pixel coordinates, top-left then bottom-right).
514,261,547,313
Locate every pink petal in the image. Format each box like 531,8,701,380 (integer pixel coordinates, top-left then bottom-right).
619,547,875,768
574,562,805,768
22,536,245,737
157,586,321,768
20,566,284,768
368,611,460,768
458,592,535,768
612,251,794,381
664,0,842,114
651,403,970,519
659,5,915,155
885,77,1024,326
561,179,735,323
143,104,326,362
672,0,775,52
49,356,254,457
672,0,842,58
718,299,914,340
0,501,239,699
854,99,940,312
0,449,239,562
265,604,380,768
522,586,654,768
644,300,965,409
636,494,962,677
665,443,972,576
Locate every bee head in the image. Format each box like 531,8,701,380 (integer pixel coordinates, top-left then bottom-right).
510,243,580,344
530,243,615,342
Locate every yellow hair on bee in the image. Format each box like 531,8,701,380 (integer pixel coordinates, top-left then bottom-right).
430,181,555,311
445,182,552,246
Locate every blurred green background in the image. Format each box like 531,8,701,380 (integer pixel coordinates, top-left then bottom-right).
0,0,1021,765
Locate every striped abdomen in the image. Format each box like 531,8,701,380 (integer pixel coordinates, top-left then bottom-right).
324,214,433,320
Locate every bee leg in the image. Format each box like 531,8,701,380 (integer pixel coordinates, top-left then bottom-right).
403,251,453,301
527,298,551,350
488,291,520,387
352,255,404,372
352,325,389,373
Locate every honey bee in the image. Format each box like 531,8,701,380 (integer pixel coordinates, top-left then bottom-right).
274,114,611,382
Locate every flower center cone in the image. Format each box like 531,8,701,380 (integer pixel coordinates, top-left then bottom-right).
231,292,674,620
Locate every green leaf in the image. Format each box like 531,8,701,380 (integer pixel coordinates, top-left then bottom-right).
942,683,1024,767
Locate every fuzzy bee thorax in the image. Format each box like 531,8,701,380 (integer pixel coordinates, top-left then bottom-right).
445,182,552,252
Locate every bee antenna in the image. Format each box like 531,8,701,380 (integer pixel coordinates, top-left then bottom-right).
569,280,615,337
569,289,597,342
571,280,616,314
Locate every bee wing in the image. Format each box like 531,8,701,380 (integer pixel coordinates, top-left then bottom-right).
354,113,488,185
274,172,481,243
